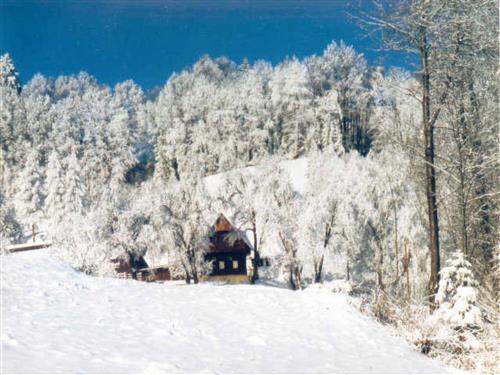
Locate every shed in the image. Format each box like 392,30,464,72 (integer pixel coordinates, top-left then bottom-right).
111,252,171,282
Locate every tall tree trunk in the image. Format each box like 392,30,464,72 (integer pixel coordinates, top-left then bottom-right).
314,255,324,283
404,243,411,302
251,217,260,283
420,33,441,306
377,244,385,292
394,205,399,285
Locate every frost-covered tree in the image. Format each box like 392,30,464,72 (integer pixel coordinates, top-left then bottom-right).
422,251,485,355
62,151,85,215
432,0,499,270
44,150,65,222
22,74,56,165
15,148,44,223
160,178,212,283
364,0,499,309
300,153,339,283
264,161,303,290
220,170,270,283
112,208,150,261
0,192,23,247
306,41,372,154
0,53,21,94
311,90,343,153
269,58,314,158
0,54,26,194
360,0,447,302
51,210,113,275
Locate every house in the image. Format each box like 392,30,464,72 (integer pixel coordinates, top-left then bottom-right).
205,214,252,283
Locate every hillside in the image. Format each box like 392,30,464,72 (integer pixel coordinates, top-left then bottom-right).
1,252,449,374
204,157,309,195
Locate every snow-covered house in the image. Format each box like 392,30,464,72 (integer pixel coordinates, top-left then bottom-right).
205,214,252,283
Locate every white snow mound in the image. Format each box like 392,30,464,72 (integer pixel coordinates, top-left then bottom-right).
1,252,449,374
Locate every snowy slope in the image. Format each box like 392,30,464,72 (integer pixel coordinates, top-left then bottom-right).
205,157,309,195
1,252,449,374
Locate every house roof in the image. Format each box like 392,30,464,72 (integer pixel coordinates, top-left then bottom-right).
208,214,252,254
213,213,235,232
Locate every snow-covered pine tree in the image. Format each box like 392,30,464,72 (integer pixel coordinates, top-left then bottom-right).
0,54,26,196
15,147,44,224
311,90,343,154
269,58,314,159
62,150,85,215
44,150,65,222
22,74,56,166
0,192,23,247
107,110,137,187
435,252,482,330
0,53,21,94
305,41,371,154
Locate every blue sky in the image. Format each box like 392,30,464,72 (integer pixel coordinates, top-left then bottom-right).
0,0,412,89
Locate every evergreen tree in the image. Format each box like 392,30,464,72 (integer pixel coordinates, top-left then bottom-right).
63,151,85,215
0,192,23,246
435,252,482,329
0,53,21,94
44,150,65,221
15,148,44,222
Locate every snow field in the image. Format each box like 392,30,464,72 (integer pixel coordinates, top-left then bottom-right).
1,252,449,374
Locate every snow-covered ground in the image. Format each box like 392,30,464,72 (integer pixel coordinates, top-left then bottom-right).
205,157,309,196
1,252,449,374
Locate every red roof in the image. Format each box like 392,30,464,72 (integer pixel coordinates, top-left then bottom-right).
214,214,235,232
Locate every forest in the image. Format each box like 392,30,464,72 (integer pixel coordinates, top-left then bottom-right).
0,0,498,372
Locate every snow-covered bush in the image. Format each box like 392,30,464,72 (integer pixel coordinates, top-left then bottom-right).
50,212,115,276
322,279,353,294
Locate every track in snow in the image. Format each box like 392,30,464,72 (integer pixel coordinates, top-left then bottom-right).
1,253,448,374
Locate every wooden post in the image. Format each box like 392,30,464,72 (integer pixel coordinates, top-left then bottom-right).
32,223,36,243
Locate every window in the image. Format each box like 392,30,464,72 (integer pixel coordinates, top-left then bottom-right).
219,261,225,270
257,258,271,267
232,260,239,269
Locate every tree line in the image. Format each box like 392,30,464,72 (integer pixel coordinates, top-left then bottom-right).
0,0,498,370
